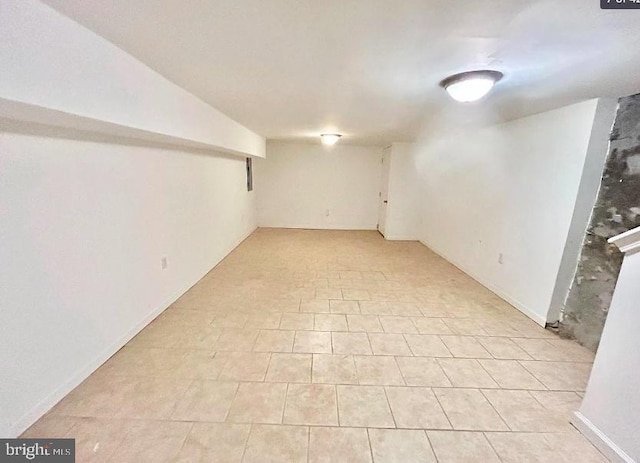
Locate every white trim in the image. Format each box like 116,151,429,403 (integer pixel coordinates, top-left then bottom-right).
572,412,636,463
9,226,257,437
419,240,547,326
383,235,419,242
609,226,640,255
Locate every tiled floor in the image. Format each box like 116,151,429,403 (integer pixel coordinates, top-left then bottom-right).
22,229,608,462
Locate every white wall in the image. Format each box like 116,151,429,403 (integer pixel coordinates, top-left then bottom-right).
413,100,603,325
0,127,257,437
0,0,264,158
256,141,382,230
383,143,422,240
573,228,640,462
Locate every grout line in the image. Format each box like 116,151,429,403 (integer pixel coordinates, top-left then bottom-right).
365,427,376,462
482,431,505,462
478,389,512,432
382,386,398,429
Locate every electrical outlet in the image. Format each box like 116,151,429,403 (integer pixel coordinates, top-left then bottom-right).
325,209,330,217
161,257,168,269
498,253,504,265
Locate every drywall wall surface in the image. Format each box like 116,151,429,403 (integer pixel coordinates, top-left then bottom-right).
255,141,382,230
575,234,640,462
559,94,640,351
415,100,600,325
0,127,257,437
548,99,618,322
0,0,265,157
384,143,421,240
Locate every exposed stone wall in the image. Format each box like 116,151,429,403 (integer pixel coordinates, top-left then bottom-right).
559,94,640,351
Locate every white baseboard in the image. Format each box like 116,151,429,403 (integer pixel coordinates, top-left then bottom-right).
418,239,547,327
572,411,635,463
258,224,378,231
383,234,419,241
9,226,257,438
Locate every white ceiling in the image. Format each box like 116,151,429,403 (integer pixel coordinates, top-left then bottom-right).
42,0,640,146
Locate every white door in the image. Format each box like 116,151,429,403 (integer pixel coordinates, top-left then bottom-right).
377,146,391,237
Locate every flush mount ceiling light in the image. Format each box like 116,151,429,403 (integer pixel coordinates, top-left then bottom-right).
321,133,342,146
440,70,503,103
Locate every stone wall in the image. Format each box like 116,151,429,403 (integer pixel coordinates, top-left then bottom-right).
559,94,640,351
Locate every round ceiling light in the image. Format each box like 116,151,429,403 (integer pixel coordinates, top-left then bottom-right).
440,70,503,103
321,134,342,146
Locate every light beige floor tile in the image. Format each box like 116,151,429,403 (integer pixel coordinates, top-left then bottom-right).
354,356,405,385
514,338,596,362
283,384,338,426
333,332,373,355
411,318,453,335
427,431,500,463
433,388,508,431
396,357,452,387
243,424,308,463
362,271,386,280
171,380,238,422
280,313,315,330
442,319,489,336
437,358,499,388
266,353,312,383
20,415,78,438
347,314,384,332
330,300,361,314
227,382,287,424
173,350,227,380
481,389,573,432
214,329,259,351
369,428,436,462
312,354,358,384
385,387,451,429
315,314,348,331
174,423,250,462
65,417,136,463
341,271,363,279
476,337,532,360
315,288,344,300
115,377,192,420
309,427,372,463
337,385,395,428
342,289,372,300
300,299,331,313
388,302,422,317
530,390,583,420
485,431,608,463
519,361,592,391
211,313,249,328
293,331,332,354
31,229,600,463
217,352,271,381
368,333,412,356
108,420,191,463
479,359,546,390
379,316,418,334
404,335,452,357
542,432,609,462
360,301,393,316
245,313,282,329
99,347,186,377
440,336,492,358
253,329,295,352
418,304,452,318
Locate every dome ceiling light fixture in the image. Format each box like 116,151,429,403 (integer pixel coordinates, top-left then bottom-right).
440,70,504,103
321,133,342,146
